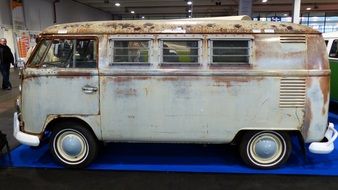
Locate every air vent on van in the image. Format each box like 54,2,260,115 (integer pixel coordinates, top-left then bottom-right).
280,78,306,108
280,35,306,43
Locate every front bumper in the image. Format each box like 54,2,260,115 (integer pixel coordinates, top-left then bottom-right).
309,123,337,154
13,112,40,146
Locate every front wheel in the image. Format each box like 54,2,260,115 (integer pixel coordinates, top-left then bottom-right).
50,122,98,168
239,131,292,169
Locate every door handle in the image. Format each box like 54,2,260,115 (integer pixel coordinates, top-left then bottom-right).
82,85,98,94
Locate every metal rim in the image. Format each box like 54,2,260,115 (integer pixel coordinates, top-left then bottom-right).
53,129,89,165
247,131,286,167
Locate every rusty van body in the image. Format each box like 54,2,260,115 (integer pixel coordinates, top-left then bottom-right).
13,16,337,169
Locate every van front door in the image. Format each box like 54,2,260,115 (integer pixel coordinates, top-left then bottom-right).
22,38,99,134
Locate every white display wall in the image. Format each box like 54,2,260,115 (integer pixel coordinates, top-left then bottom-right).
0,0,112,63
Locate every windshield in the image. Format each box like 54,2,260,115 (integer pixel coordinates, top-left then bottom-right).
27,38,97,68
28,39,51,67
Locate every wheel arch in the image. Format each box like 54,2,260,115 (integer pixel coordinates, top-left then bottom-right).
231,129,303,145
44,116,100,141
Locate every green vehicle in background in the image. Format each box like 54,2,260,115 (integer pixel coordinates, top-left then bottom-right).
324,32,338,105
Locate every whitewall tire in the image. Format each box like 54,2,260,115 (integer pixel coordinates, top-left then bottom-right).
239,131,292,169
50,122,98,168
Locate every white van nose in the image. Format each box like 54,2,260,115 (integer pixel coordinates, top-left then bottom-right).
13,112,40,146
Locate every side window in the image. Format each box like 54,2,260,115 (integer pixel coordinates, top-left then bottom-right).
75,40,97,67
41,39,97,68
110,40,149,64
329,39,338,58
210,39,251,64
161,40,199,64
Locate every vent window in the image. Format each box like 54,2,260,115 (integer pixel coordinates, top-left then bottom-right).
210,39,251,65
110,40,150,64
161,40,199,64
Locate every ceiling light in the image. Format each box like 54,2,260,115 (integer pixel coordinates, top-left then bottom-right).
262,0,268,3
283,13,288,16
187,1,192,5
130,10,135,14
141,16,145,19
188,9,192,13
115,2,120,7
306,7,311,10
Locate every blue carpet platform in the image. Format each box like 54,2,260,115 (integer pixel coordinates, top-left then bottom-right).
1,113,338,176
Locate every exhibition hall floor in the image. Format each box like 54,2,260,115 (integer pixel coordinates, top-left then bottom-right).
1,117,338,176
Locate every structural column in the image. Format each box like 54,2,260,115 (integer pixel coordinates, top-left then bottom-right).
293,0,301,24
238,0,252,17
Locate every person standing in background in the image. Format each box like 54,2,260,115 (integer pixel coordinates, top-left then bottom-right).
0,38,14,90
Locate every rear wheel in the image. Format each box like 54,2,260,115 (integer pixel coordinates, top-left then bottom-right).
50,122,98,168
239,131,292,169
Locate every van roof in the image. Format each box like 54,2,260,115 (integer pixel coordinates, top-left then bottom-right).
42,18,319,35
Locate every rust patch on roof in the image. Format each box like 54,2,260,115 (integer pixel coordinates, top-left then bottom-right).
207,23,215,27
106,23,117,28
42,19,320,35
144,23,154,27
234,24,242,29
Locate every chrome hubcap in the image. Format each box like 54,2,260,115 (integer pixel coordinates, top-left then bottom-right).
54,129,89,164
248,132,285,166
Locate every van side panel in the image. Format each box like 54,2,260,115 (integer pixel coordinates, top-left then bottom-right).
99,74,303,143
303,76,330,142
302,35,330,142
98,34,321,143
